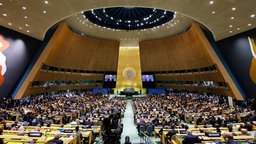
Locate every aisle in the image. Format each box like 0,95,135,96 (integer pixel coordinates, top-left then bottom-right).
120,100,140,143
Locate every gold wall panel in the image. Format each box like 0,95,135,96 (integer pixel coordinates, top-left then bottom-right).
115,47,145,93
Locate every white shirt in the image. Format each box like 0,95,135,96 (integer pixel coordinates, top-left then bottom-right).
0,52,7,75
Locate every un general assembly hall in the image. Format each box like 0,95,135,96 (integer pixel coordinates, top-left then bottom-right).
0,0,256,144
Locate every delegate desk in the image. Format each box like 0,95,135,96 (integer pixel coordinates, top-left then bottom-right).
46,130,93,144
158,127,229,144
0,135,46,144
174,132,256,144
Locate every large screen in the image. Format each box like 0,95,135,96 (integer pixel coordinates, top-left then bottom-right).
142,74,154,82
142,73,155,88
104,74,116,82
103,74,116,88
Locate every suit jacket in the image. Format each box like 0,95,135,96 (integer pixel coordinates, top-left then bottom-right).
48,138,63,144
166,130,177,138
182,134,202,144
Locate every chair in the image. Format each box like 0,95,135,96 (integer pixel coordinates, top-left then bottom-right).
138,124,145,136
146,125,154,136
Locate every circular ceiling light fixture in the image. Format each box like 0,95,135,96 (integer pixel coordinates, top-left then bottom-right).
83,7,175,31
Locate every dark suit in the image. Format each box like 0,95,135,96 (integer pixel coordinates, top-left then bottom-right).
166,130,177,138
182,134,202,144
48,138,63,144
166,130,177,143
107,78,114,82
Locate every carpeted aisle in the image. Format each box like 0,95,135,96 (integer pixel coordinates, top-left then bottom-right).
120,100,140,143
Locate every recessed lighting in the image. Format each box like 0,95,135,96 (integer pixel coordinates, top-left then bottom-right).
212,11,215,14
24,16,28,19
237,28,240,30
0,3,2,5
232,7,236,11
230,17,234,20
229,31,233,33
248,23,251,26
3,13,7,16
19,27,22,29
25,24,29,26
26,30,30,33
229,25,233,28
250,14,255,18
43,10,47,13
44,1,48,4
8,23,12,25
209,1,214,4
22,6,26,10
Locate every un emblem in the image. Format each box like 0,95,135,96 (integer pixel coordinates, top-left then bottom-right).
123,67,136,80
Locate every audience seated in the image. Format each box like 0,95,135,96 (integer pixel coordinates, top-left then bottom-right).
182,129,202,144
0,90,255,144
47,132,63,144
0,127,3,144
223,133,236,144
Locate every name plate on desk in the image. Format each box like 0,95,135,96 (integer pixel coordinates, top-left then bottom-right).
64,129,73,133
205,132,221,137
179,130,187,134
28,132,42,137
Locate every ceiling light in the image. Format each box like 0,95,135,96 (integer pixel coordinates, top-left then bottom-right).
229,25,233,27
212,11,215,14
229,31,232,33
230,17,234,20
22,6,26,10
44,1,48,4
43,10,47,13
19,27,22,29
248,23,251,26
25,24,29,26
250,14,255,18
24,16,28,19
8,23,12,25
3,13,7,16
237,28,240,30
232,7,236,11
0,3,2,5
26,30,30,33
209,1,214,4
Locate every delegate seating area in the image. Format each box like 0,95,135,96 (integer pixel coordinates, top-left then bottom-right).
148,93,256,144
0,91,256,144
0,91,128,144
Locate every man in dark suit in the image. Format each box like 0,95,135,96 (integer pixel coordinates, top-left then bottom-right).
47,132,63,144
106,75,114,82
166,125,177,143
143,75,152,82
182,130,202,144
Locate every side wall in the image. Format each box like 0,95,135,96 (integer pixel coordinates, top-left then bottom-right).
217,28,256,99
0,26,41,99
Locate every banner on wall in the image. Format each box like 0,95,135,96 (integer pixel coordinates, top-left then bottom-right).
0,30,41,99
0,35,10,86
248,37,256,84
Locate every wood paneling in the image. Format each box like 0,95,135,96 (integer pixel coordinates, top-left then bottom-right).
14,23,119,99
45,24,119,71
140,24,213,72
155,71,223,82
34,71,104,81
140,23,244,100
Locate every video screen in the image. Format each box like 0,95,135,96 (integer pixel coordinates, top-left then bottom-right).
103,74,116,88
142,74,154,82
104,74,116,82
142,73,155,88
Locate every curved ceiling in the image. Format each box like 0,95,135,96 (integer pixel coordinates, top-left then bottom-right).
83,7,175,30
0,0,255,45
